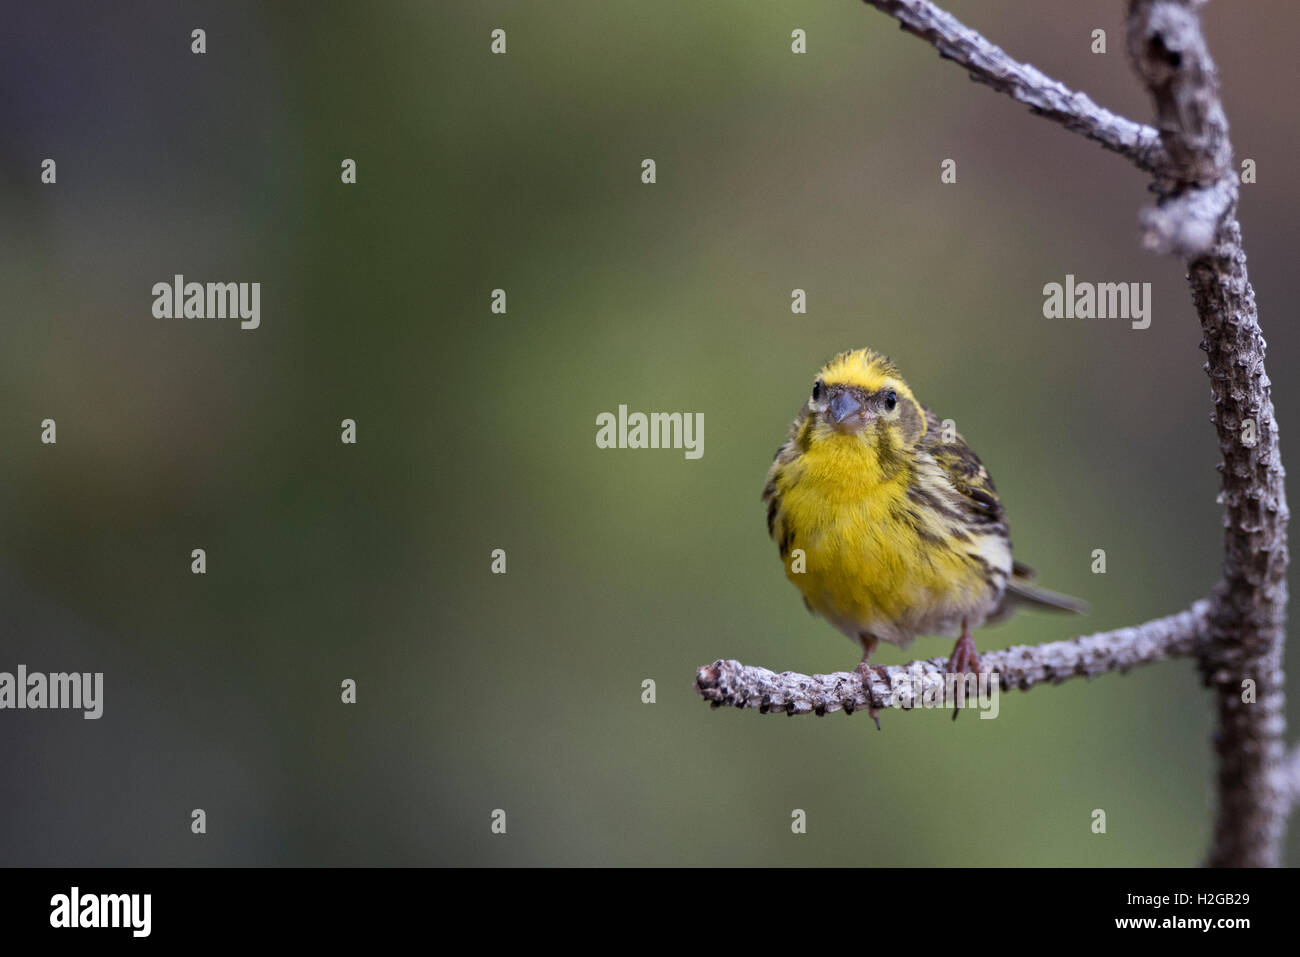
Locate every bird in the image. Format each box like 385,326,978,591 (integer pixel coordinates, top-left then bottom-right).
762,348,1085,720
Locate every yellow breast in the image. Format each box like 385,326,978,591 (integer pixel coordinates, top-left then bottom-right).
773,435,992,645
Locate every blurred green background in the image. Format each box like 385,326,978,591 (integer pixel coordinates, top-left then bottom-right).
1,0,1296,866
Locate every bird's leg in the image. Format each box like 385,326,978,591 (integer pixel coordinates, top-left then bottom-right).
945,618,981,721
855,635,882,731
946,620,981,675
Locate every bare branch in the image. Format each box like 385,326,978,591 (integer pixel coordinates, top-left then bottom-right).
862,0,1169,174
1125,0,1290,868
1138,178,1233,257
696,603,1211,717
1127,0,1232,186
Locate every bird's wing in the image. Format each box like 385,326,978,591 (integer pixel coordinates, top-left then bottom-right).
1011,559,1037,580
917,407,1005,524
919,409,1089,615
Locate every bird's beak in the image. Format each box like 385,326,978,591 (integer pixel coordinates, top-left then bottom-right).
828,389,868,432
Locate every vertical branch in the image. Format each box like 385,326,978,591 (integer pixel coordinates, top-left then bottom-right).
1127,0,1290,867
856,0,1291,865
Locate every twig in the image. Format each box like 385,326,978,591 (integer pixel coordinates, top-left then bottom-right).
862,0,1169,174
697,603,1210,715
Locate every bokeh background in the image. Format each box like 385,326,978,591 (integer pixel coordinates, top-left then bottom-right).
1,0,1297,866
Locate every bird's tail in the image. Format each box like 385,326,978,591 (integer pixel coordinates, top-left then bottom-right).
1005,561,1088,614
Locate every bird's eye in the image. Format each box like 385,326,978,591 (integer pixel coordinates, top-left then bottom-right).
812,381,823,402
884,390,898,411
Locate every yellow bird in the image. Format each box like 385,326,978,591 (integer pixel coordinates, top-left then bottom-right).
763,348,1085,711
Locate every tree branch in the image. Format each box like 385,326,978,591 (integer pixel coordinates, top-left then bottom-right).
1125,0,1290,868
697,602,1211,716
862,0,1170,175
1137,177,1234,257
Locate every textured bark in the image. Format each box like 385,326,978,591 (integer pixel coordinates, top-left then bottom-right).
861,0,1169,174
696,0,1292,867
697,603,1210,716
1127,0,1290,869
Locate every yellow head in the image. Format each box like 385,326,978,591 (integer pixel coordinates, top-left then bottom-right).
798,349,927,454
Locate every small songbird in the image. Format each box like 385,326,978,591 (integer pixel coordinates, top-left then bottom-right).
763,348,1085,715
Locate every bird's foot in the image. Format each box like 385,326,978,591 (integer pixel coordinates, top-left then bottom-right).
946,621,980,721
855,651,883,731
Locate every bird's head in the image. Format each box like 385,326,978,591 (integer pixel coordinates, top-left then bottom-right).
803,348,927,451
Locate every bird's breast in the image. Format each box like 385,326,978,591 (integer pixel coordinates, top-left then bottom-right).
777,456,1002,645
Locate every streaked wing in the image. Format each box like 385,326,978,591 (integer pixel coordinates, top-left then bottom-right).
917,407,1004,525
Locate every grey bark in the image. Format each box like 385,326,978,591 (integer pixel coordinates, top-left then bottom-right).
697,603,1210,715
861,0,1170,175
1126,0,1290,869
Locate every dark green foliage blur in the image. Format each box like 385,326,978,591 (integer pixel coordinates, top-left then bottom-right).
1,0,1296,865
